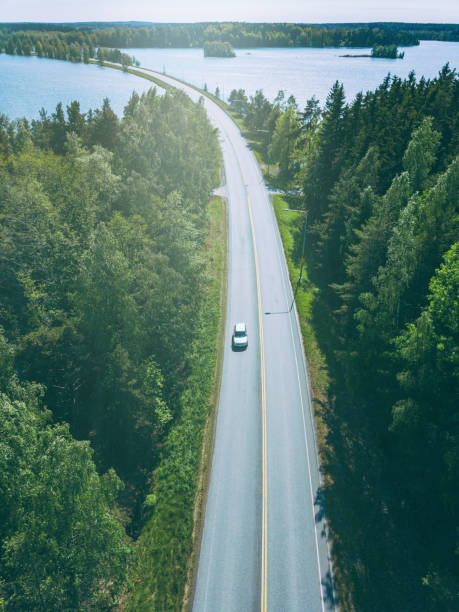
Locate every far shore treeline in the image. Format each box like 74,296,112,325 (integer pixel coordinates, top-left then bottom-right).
0,21,458,52
0,30,138,68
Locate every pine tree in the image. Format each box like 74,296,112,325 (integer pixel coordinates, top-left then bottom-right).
302,81,346,223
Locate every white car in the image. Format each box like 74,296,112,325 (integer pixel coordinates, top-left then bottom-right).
232,322,248,350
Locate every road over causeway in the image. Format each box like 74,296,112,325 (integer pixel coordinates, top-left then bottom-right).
137,68,336,612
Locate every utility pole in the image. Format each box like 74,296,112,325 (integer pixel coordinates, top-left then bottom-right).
285,209,308,312
265,208,307,315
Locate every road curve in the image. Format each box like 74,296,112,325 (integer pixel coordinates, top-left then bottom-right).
136,68,336,611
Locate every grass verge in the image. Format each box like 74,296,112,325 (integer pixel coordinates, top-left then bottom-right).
271,195,329,453
125,197,227,611
273,194,346,606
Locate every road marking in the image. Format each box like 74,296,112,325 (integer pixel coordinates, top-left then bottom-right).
185,87,269,610
230,146,268,612
245,194,268,612
269,198,328,612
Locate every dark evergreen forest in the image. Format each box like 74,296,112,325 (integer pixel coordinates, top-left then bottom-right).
0,89,220,609
230,65,458,610
300,66,458,612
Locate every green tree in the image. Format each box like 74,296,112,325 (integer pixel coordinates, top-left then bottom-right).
302,81,346,223
301,95,321,132
50,102,67,154
318,145,380,293
245,90,273,132
402,116,441,192
269,106,301,183
347,171,411,311
0,330,130,611
66,100,86,137
90,98,119,150
391,243,459,611
228,88,248,117
0,394,130,611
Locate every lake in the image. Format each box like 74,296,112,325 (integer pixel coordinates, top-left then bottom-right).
0,55,154,120
127,41,459,107
0,41,458,119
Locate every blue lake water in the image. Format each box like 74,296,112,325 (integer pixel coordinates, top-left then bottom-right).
0,41,458,119
128,41,459,107
0,55,154,119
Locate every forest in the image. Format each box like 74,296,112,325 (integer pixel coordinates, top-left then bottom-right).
1,21,458,51
314,22,459,41
298,68,458,611
0,88,220,609
229,65,458,610
0,19,457,610
0,30,138,69
0,22,423,52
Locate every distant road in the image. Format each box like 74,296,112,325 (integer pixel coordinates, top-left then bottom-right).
134,67,336,611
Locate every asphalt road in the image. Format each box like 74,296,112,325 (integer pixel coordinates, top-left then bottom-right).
136,68,336,611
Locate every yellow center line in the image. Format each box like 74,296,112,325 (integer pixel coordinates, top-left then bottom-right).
223,134,268,612
246,195,268,612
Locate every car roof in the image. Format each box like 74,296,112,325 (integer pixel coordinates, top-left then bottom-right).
235,322,246,332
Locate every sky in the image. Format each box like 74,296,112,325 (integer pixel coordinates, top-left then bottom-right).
1,0,458,24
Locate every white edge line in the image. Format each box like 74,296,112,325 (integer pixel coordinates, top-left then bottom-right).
268,205,326,612
265,184,338,612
